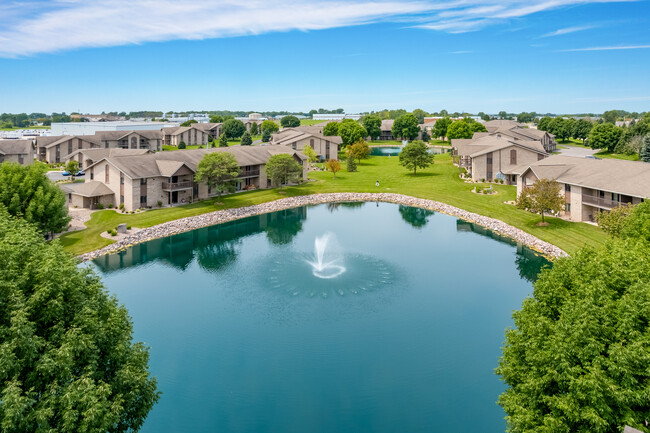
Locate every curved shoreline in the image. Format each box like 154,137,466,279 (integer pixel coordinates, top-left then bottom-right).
77,193,568,262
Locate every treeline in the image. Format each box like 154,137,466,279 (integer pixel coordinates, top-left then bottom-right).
0,112,73,128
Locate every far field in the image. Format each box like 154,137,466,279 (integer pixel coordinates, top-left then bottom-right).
59,153,608,257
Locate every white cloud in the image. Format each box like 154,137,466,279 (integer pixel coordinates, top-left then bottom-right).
0,0,639,57
541,25,597,37
559,44,650,51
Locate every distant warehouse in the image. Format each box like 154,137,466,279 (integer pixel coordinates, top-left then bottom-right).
51,121,178,136
311,114,362,121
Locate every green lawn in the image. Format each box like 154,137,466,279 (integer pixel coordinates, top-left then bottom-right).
59,153,608,257
0,125,51,131
558,142,640,161
300,119,327,126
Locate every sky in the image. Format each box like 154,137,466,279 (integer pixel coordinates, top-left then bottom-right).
0,0,649,114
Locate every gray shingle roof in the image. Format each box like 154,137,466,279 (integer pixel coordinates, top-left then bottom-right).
0,139,33,155
62,180,114,197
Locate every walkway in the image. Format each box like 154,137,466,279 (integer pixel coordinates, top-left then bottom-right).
556,145,599,158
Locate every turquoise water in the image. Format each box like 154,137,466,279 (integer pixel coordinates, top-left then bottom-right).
370,146,450,156
91,202,549,433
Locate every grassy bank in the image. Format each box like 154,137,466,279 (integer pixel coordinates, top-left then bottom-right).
59,153,608,256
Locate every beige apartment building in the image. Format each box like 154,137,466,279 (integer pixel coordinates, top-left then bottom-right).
270,126,341,160
64,146,307,211
481,119,557,153
0,139,34,165
162,123,224,147
516,155,649,222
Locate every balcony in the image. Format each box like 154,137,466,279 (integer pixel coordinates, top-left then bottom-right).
582,194,621,209
238,169,260,178
162,181,193,191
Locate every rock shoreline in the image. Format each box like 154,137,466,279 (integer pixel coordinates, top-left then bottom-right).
78,193,568,262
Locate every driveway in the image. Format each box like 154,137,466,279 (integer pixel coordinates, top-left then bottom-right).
47,170,64,181
556,145,599,158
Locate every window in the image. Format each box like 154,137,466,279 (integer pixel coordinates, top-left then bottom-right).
18,154,24,164
140,195,147,204
486,152,493,164
90,169,94,180
131,137,137,149
612,193,620,202
140,178,147,185
120,195,124,204
310,139,314,146
510,149,517,165
68,142,72,154
120,175,124,185
487,171,493,180
565,203,571,212
565,184,571,192
105,164,109,183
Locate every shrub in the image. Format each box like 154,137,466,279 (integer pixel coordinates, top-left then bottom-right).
127,225,132,230
95,203,104,209
476,187,482,193
119,203,125,210
110,229,117,236
483,189,489,194
108,203,113,208
178,141,187,149
480,178,486,182
157,200,163,207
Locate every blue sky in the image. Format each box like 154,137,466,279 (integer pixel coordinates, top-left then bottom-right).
0,0,649,114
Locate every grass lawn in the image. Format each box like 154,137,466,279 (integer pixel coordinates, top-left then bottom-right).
0,125,51,131
59,153,608,257
559,142,640,161
300,119,326,126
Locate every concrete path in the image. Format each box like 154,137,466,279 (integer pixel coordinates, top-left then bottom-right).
556,145,599,158
47,170,64,181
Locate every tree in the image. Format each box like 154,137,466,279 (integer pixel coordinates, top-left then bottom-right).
194,152,240,201
362,115,382,139
325,159,341,178
250,122,258,136
497,222,650,432
432,117,452,140
537,116,552,131
240,131,252,146
392,113,420,141
265,154,303,188
64,160,80,180
573,118,593,143
222,119,246,139
262,129,271,143
338,121,367,146
446,120,473,140
209,115,224,123
219,133,229,147
588,123,623,151
346,140,370,164
642,135,650,162
178,141,187,149
302,144,318,163
346,155,357,172
602,109,618,124
516,178,564,224
498,110,508,119
0,209,160,432
468,120,487,133
0,163,70,234
516,112,534,123
280,115,300,128
323,121,339,136
595,203,634,237
261,119,279,134
421,129,430,142
180,119,197,126
411,108,428,124
398,140,434,175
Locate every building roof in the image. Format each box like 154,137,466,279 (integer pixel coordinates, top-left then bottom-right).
484,119,523,131
0,139,33,155
192,122,222,132
271,127,342,146
94,130,162,140
453,135,547,157
62,180,114,197
381,119,394,131
66,148,152,161
522,155,650,199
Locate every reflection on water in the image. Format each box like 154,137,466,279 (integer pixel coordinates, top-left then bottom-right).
325,201,366,212
456,220,551,282
398,205,435,229
93,207,307,274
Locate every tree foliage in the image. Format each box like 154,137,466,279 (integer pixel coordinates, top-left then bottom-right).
222,119,246,139
240,131,252,146
280,115,300,128
588,123,623,151
0,209,160,433
516,178,564,223
219,133,229,147
595,203,635,237
325,159,341,178
0,163,70,234
250,122,258,136
194,152,240,200
261,119,279,134
64,160,80,179
573,119,593,142
265,154,303,188
411,108,428,124
362,115,382,139
432,117,452,140
302,144,318,163
537,116,552,131
261,129,271,143
398,140,434,175
346,155,357,172
446,120,473,140
180,120,197,127
346,140,370,164
338,121,367,146
497,203,650,432
323,122,339,136
392,114,420,141
209,115,224,123
642,135,650,163
177,141,186,149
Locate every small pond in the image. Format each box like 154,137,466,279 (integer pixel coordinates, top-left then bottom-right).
91,202,550,433
370,146,450,156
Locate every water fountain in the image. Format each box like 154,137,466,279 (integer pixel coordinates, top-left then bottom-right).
305,233,346,279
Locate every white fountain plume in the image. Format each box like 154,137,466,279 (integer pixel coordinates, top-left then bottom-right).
306,233,346,279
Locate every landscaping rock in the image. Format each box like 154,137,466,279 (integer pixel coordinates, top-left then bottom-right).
78,193,569,262
117,223,127,234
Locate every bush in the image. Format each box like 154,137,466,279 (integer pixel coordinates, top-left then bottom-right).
476,187,482,193
95,203,104,209
178,141,186,149
127,225,132,230
119,203,125,210
157,200,163,207
108,203,113,208
110,229,117,236
480,178,486,182
483,189,489,194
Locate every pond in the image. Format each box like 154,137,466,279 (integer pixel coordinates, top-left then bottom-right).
91,202,550,433
370,146,450,156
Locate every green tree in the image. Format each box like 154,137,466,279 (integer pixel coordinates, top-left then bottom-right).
432,117,452,140
446,120,473,140
222,119,246,139
398,140,434,175
641,135,650,162
595,203,634,237
261,119,279,134
219,133,229,147
250,122,258,136
588,123,623,151
411,108,428,124
325,159,341,178
498,110,508,119
0,209,160,433
194,152,240,201
323,121,339,136
178,141,187,149
265,154,303,188
0,163,70,234
209,115,224,123
302,144,318,163
573,118,593,143
261,129,271,143
362,115,382,139
346,140,370,164
537,116,552,131
516,112,534,123
392,113,420,140
280,115,300,128
468,120,487,133
180,119,197,126
497,226,650,432
64,160,80,180
602,109,618,124
338,121,367,146
240,131,252,146
516,178,564,224
346,155,357,172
